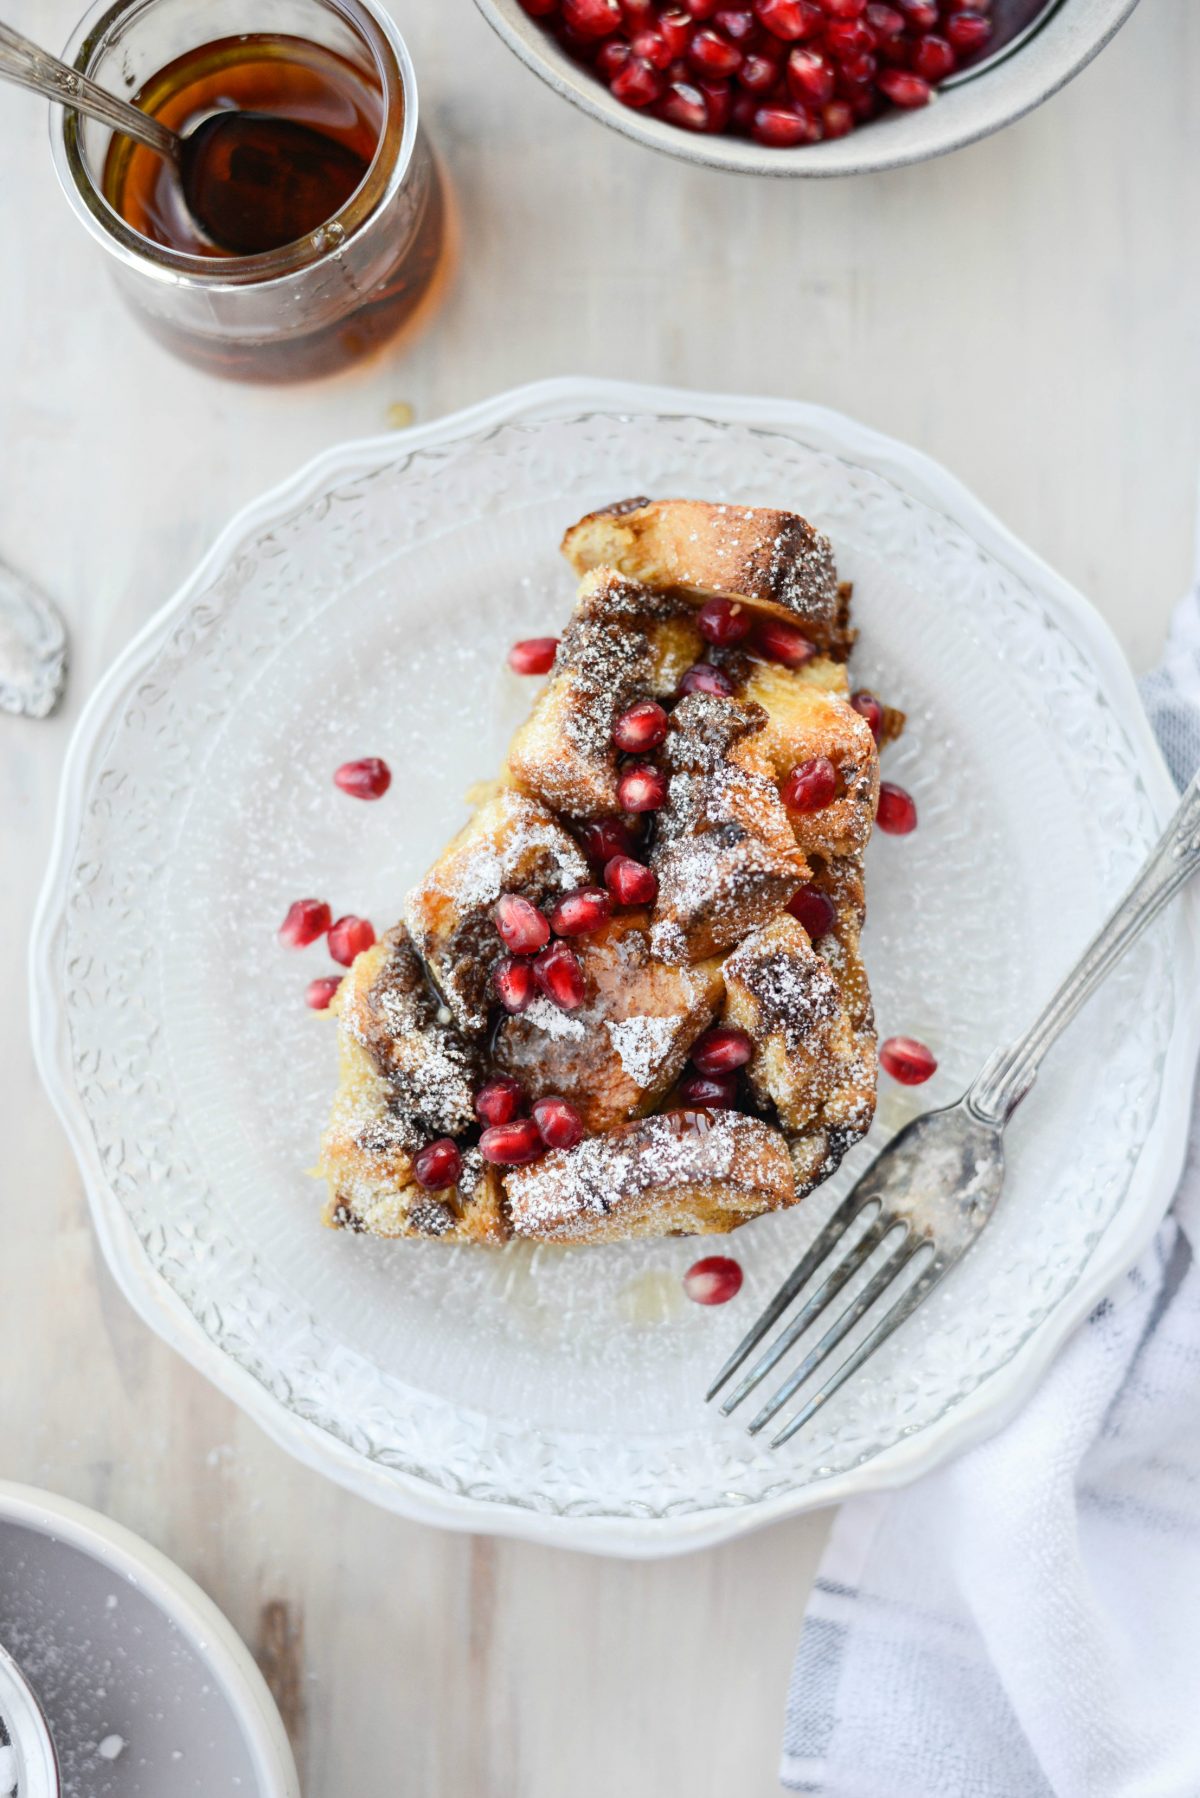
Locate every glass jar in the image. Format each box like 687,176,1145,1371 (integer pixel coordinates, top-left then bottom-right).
51,0,447,382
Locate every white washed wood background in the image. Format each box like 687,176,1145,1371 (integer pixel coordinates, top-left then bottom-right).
1,1,1196,1792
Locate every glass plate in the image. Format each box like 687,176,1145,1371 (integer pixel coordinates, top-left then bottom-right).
32,382,1195,1550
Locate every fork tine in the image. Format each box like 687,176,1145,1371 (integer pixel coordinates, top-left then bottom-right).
748,1231,923,1435
705,1189,883,1402
769,1250,946,1447
718,1204,895,1417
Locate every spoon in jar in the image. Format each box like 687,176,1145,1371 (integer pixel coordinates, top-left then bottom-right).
0,20,368,255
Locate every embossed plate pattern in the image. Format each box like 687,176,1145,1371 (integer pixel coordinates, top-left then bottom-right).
30,380,1200,1554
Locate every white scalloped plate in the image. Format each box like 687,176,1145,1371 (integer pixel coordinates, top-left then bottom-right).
30,379,1200,1555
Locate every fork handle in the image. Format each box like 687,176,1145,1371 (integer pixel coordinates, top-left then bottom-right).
0,21,178,160
968,764,1200,1124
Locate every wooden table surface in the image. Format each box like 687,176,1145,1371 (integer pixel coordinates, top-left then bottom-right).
2,2,1196,1791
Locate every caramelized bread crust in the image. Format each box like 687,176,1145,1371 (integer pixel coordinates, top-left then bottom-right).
562,497,854,658
319,498,889,1246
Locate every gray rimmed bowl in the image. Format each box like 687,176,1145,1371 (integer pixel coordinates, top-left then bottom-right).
471,0,1141,175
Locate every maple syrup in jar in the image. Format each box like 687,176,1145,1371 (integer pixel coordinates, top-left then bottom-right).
52,0,446,382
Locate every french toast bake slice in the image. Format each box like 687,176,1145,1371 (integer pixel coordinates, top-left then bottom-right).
318,498,896,1247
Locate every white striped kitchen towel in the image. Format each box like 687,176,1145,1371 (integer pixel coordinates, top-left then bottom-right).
782,569,1200,1798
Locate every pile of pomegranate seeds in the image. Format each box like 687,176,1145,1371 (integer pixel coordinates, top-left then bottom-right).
508,636,559,675
305,974,343,1011
279,897,332,948
333,756,391,800
520,0,993,146
879,1033,937,1083
328,914,376,965
683,1254,744,1305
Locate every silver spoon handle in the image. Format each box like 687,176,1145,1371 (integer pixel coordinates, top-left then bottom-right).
969,764,1200,1124
0,20,178,160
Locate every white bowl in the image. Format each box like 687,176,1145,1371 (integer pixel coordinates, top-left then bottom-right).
472,0,1141,176
30,378,1200,1555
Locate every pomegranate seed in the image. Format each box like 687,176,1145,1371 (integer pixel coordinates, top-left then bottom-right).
562,0,622,34
690,26,743,73
548,885,612,936
613,699,669,752
865,0,904,33
519,0,559,12
910,32,955,76
597,37,632,75
494,893,551,954
328,914,375,965
508,636,559,675
738,50,780,88
631,26,673,64
279,897,332,948
661,79,710,127
683,1254,743,1304
715,6,759,37
730,89,758,129
304,975,343,1010
699,76,734,129
604,854,659,905
836,48,877,83
879,1035,938,1085
683,0,720,14
756,616,816,666
944,8,991,49
533,1095,586,1150
533,941,587,1010
479,1118,545,1166
621,0,655,20
786,45,834,101
897,0,937,22
825,0,867,11
617,763,669,812
850,688,884,740
822,98,855,134
877,66,932,103
613,53,664,103
475,1075,527,1127
787,882,837,938
678,662,735,697
691,1026,754,1074
755,0,821,39
876,781,918,834
678,1069,740,1108
751,100,811,144
659,7,694,52
945,0,990,10
579,815,637,868
333,756,392,801
414,1137,463,1191
494,955,536,1013
782,755,838,812
825,17,875,54
697,597,752,645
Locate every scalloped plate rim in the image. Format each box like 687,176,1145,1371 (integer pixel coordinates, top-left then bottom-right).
29,377,1200,1556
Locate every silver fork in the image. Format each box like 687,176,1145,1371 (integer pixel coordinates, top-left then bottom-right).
709,763,1200,1448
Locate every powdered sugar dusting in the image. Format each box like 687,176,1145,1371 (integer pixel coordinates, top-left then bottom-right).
523,996,588,1041
605,1014,679,1086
